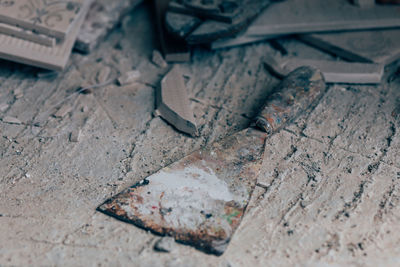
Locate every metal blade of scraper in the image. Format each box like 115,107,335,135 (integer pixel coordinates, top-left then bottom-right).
97,67,326,255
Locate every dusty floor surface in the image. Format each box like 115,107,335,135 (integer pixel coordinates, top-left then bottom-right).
1,5,400,267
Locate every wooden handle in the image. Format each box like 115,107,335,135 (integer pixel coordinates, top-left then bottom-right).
255,66,326,134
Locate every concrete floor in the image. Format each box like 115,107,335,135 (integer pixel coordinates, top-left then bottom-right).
1,5,400,266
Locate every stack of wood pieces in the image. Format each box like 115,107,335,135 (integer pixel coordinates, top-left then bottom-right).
163,0,400,83
0,0,93,71
210,0,400,53
158,0,271,62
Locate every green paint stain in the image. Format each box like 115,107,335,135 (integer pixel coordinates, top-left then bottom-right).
223,210,241,224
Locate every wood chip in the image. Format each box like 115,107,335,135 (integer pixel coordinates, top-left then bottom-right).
54,104,73,118
81,106,89,113
211,33,276,50
13,87,23,99
0,103,9,112
0,0,92,71
152,50,168,68
96,66,112,84
36,71,58,78
117,70,141,86
69,129,82,142
156,65,198,136
154,237,177,253
0,23,56,47
2,116,22,125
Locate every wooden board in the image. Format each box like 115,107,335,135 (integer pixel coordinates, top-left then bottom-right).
210,31,277,50
0,0,88,40
264,56,384,84
0,0,92,71
352,0,375,7
0,23,55,47
246,0,400,36
299,29,400,65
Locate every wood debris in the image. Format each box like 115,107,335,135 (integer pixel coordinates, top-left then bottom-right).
2,116,22,125
154,0,191,62
156,65,198,136
36,71,58,79
117,70,141,86
209,0,400,51
152,50,168,68
154,237,177,253
211,32,276,50
264,56,384,84
13,88,23,99
0,103,9,112
0,23,55,47
0,0,93,70
247,0,400,36
299,29,400,65
165,0,271,45
96,66,112,84
70,129,82,143
54,104,73,118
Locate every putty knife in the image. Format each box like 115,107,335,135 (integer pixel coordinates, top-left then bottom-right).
98,66,326,255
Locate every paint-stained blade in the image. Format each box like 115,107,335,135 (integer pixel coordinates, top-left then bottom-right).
98,127,267,255
98,66,326,255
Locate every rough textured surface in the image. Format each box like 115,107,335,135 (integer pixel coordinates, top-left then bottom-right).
247,0,400,36
1,4,400,266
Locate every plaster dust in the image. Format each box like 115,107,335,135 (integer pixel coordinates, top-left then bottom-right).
1,4,400,267
123,165,242,231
